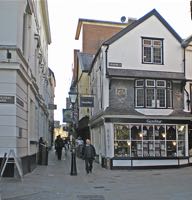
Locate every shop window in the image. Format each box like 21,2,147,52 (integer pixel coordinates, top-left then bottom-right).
166,141,177,157
177,125,185,156
155,125,165,140
114,124,186,158
114,124,130,157
143,125,153,140
131,125,142,157
114,141,130,157
166,126,176,140
131,125,142,140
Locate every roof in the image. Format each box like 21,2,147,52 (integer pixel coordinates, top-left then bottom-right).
104,9,183,45
107,68,185,80
77,52,94,72
89,107,192,126
182,35,192,47
75,18,129,40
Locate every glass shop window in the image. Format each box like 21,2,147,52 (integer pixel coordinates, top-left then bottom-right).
177,125,186,156
114,124,131,157
131,125,142,140
166,125,176,157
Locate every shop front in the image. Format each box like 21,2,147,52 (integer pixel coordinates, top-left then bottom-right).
104,118,192,169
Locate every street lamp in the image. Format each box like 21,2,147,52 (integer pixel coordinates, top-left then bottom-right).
68,87,77,176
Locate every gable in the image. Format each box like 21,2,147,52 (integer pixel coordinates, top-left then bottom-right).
105,10,184,74
104,9,182,45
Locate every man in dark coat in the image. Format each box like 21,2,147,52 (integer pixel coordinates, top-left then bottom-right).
82,139,96,174
54,135,63,160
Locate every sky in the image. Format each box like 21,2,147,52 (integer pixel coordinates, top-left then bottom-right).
47,0,192,124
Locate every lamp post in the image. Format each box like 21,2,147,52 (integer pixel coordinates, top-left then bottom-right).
68,87,77,176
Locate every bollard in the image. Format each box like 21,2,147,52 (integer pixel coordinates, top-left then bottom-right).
70,147,77,176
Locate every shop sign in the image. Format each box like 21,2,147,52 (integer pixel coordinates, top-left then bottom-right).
62,109,72,123
80,96,94,107
105,118,191,124
0,95,14,104
109,62,122,67
146,119,162,124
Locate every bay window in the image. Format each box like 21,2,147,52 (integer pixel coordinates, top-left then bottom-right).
135,79,172,108
114,124,187,158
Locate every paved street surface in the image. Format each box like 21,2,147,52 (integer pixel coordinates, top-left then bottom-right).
1,149,192,200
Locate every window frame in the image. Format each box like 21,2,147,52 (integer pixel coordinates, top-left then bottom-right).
135,79,172,108
142,37,164,65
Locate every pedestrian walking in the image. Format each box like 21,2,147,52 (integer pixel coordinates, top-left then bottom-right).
54,135,63,160
82,139,96,174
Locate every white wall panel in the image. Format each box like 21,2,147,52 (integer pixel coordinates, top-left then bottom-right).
113,160,132,166
0,70,16,83
16,116,27,129
0,126,16,137
0,116,16,126
133,159,178,166
108,16,183,73
0,136,16,147
0,105,16,115
0,84,16,94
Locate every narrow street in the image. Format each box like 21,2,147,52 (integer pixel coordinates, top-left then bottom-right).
1,149,192,200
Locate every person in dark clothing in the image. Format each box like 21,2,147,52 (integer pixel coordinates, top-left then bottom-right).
54,135,63,160
38,137,45,164
82,139,96,174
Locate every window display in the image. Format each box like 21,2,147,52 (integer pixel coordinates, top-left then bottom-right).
114,124,130,157
114,123,186,158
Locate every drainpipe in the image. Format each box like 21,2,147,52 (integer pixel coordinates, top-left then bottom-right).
27,83,31,156
183,46,191,112
183,47,186,77
104,44,110,109
104,44,109,77
184,88,190,111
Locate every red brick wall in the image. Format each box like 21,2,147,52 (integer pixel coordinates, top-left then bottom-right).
82,24,124,54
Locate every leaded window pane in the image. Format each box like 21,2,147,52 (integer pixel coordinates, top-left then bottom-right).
136,88,144,107
136,80,144,87
146,88,155,107
143,47,151,63
157,88,166,107
157,80,165,87
153,47,162,64
167,89,172,108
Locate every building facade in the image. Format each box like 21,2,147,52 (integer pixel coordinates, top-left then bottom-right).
0,0,54,175
89,9,192,169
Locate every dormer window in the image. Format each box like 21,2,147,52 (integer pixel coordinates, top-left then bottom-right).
142,38,163,64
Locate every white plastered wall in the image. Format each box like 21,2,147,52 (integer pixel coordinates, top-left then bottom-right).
108,15,183,73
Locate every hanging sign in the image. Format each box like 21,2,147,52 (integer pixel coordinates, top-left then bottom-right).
62,109,72,123
80,96,94,107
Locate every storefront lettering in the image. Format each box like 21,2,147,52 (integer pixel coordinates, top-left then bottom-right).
146,119,162,124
